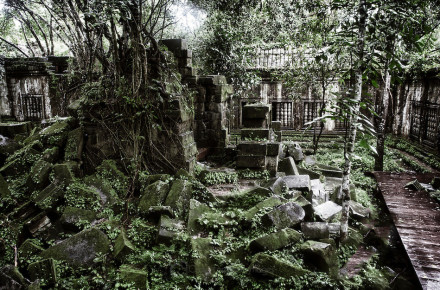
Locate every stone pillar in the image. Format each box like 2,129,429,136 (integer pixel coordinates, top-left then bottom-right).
0,56,10,118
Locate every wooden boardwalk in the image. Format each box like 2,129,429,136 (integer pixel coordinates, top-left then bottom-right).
374,172,440,290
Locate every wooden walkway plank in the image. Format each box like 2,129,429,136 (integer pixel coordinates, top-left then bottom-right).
374,172,440,290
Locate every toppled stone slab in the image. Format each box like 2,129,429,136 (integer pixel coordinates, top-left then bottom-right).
28,258,57,285
41,147,60,164
25,212,52,237
262,202,305,229
191,237,215,281
52,163,77,186
157,215,184,245
297,166,322,180
33,183,64,211
262,177,287,195
243,196,285,222
0,265,29,289
249,228,302,252
27,160,52,189
119,266,148,290
314,201,342,222
300,240,337,276
283,175,311,191
188,199,211,236
64,127,84,161
138,181,170,213
114,230,136,262
315,163,343,178
40,228,110,267
301,222,341,239
60,207,96,231
349,200,370,219
164,179,193,217
291,194,313,220
278,157,299,176
249,253,308,279
0,122,30,138
18,239,44,261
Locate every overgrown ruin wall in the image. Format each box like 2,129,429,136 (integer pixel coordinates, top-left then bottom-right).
0,57,69,121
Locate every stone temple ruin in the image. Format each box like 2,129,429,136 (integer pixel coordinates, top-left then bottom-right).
0,39,440,289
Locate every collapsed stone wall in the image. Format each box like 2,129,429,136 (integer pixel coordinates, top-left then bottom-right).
161,39,233,151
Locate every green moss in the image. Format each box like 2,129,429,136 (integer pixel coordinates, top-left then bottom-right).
250,253,309,279
249,228,302,252
138,180,170,212
113,229,136,262
40,228,110,267
119,266,148,289
64,127,84,161
28,258,57,285
28,159,52,186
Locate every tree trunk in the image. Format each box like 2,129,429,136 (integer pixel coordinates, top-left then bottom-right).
374,67,391,171
340,0,367,241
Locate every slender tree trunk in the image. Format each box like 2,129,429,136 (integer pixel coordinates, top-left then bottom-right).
340,0,367,241
374,67,391,171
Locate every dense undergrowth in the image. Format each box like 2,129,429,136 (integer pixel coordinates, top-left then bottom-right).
0,123,426,289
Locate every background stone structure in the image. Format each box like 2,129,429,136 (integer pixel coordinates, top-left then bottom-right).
0,57,69,121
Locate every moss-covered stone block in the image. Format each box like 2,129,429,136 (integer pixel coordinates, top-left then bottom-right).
249,253,309,279
64,127,84,161
119,266,148,290
41,147,60,164
40,228,110,267
28,258,57,285
27,159,52,189
25,120,70,147
191,237,215,281
140,174,171,187
138,181,170,213
25,212,52,237
300,240,337,277
96,160,128,193
33,183,64,211
52,163,76,186
262,177,287,195
0,173,11,198
113,230,136,262
164,179,193,218
249,228,302,252
60,206,96,231
243,196,285,222
0,265,28,289
262,202,305,229
157,215,184,245
18,239,44,261
187,199,210,236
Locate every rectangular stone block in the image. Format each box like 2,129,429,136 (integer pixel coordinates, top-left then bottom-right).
265,156,279,177
238,142,267,156
283,175,311,191
243,118,267,128
242,104,270,119
266,142,282,156
241,129,270,141
236,155,266,169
